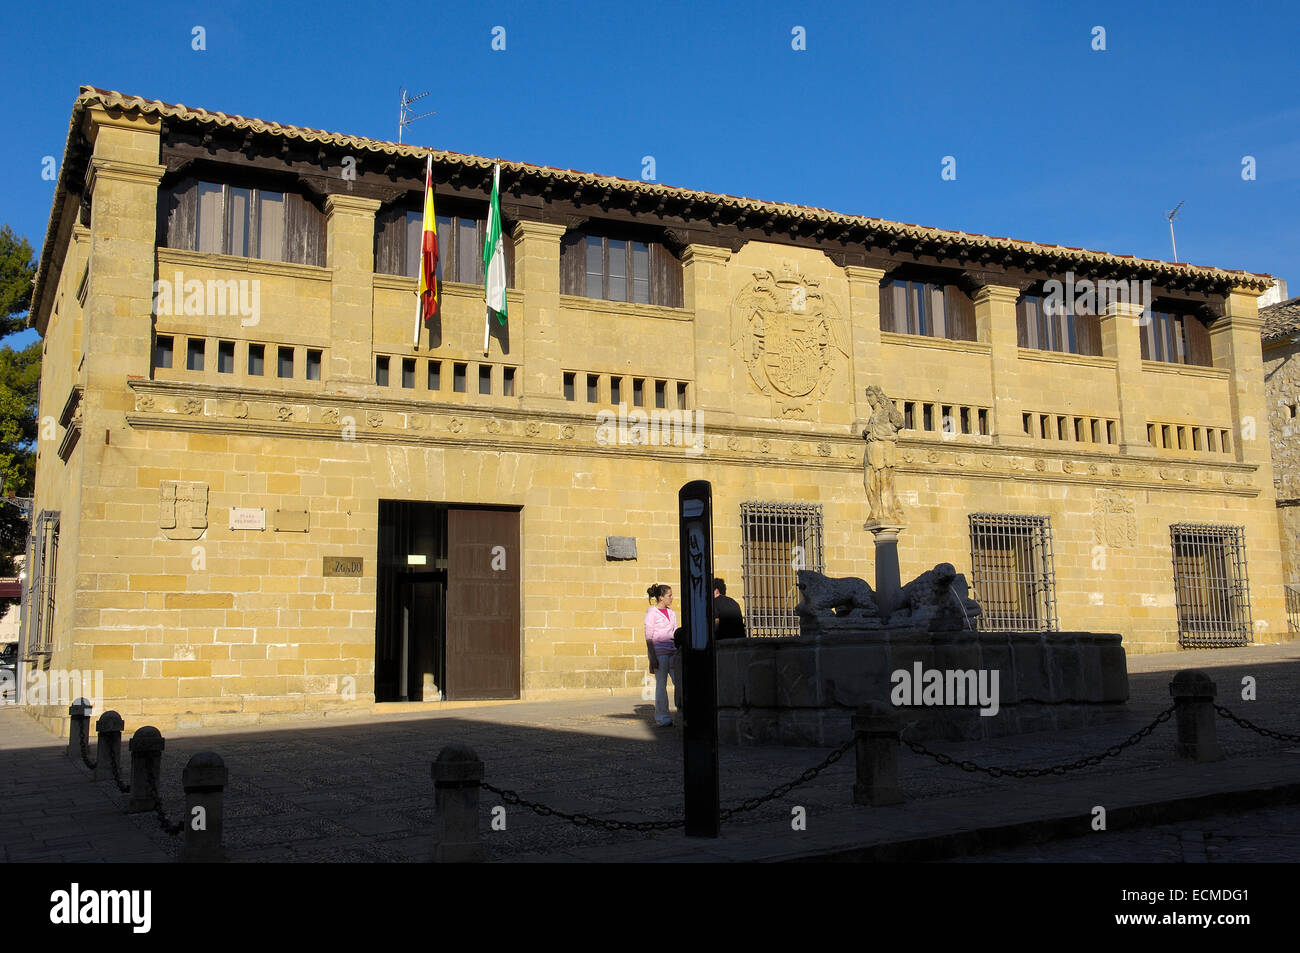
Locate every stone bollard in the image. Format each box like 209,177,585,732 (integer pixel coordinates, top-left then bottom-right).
179,752,228,863
432,744,485,862
127,726,165,813
1170,670,1223,763
853,702,905,806
67,697,92,761
94,711,125,782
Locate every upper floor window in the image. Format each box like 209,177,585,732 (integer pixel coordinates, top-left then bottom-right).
375,209,514,285
1141,310,1213,366
160,178,325,266
1016,295,1102,356
879,279,976,341
560,232,683,308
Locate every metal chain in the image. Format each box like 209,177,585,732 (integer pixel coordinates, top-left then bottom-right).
1215,704,1300,743
77,729,97,771
481,735,856,832
145,762,184,837
719,736,855,820
902,705,1175,779
105,741,131,794
481,781,685,832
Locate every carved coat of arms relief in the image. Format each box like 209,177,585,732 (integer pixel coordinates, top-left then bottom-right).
731,267,849,418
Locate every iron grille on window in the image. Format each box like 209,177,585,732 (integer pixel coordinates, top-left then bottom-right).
740,502,824,638
23,510,60,658
968,514,1057,632
1170,524,1253,647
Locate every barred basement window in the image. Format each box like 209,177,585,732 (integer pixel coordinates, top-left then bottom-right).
969,514,1058,632
1170,524,1253,647
740,502,825,638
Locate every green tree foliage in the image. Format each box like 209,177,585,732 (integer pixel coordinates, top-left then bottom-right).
0,225,38,606
0,225,36,338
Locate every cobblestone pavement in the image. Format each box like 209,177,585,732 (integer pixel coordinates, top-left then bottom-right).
943,803,1300,862
2,642,1298,862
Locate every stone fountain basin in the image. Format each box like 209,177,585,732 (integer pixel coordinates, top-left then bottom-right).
716,621,1128,746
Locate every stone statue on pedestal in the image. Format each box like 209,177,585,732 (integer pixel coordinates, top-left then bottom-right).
862,385,905,526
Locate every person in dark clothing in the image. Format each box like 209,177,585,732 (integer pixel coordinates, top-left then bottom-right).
712,577,746,640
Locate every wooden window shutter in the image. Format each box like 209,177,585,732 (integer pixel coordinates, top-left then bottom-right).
1016,299,1032,348
1185,314,1213,367
374,209,404,276
560,231,585,296
650,244,682,308
879,282,895,332
944,285,976,341
1076,313,1102,356
284,194,324,267
163,178,198,251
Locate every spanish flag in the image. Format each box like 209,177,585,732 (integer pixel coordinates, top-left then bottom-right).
414,153,439,345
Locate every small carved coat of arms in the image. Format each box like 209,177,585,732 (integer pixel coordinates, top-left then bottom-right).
731,268,849,417
160,481,209,540
1092,489,1137,549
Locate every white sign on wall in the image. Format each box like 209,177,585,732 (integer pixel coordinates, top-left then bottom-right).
229,507,266,530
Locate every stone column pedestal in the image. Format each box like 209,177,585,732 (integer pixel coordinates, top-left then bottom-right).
866,523,905,619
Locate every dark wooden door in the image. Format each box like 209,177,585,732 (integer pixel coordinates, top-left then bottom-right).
445,508,520,699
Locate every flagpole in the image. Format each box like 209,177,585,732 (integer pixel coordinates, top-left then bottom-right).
414,295,423,348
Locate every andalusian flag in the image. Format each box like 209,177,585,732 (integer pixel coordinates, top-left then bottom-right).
414,153,439,346
482,162,507,353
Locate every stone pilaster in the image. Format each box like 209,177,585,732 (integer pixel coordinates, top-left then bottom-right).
80,107,164,408
845,265,886,423
973,284,1025,445
1212,290,1271,471
682,244,732,417
324,194,381,387
1099,301,1152,455
512,220,569,409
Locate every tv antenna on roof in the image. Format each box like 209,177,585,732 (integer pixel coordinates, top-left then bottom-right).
398,88,436,144
1166,201,1185,263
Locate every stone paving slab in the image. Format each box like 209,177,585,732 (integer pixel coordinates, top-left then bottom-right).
1,642,1297,862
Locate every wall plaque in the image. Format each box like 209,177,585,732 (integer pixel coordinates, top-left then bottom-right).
229,507,266,530
323,556,363,577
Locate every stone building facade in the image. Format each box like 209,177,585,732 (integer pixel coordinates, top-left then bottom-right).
1263,296,1300,590
19,87,1290,732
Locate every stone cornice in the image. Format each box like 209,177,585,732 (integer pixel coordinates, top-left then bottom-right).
87,157,166,190
511,220,568,241
155,246,332,282
1018,349,1118,370
124,379,1261,498
323,193,383,215
1140,360,1229,380
557,294,691,322
680,244,732,266
879,332,992,356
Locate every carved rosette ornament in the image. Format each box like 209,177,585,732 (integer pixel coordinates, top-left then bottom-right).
137,394,155,412
560,424,575,440
366,411,383,429
182,398,203,416
731,267,849,418
234,401,249,419
486,419,502,435
525,422,541,437
448,418,464,433
322,407,340,425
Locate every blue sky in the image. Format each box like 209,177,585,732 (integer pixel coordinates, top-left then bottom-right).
2,0,1297,351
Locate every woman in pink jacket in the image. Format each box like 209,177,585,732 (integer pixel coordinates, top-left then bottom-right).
644,583,679,728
